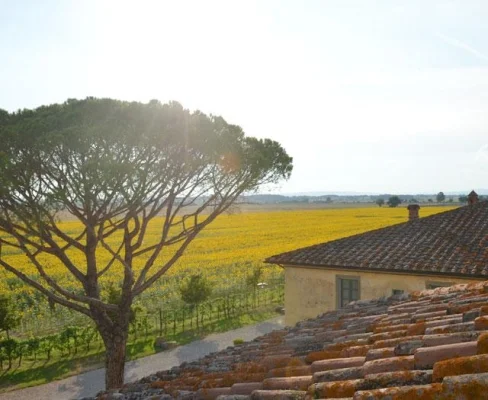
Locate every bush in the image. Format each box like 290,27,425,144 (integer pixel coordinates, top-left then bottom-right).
39,335,57,360
0,338,18,368
233,338,244,345
0,295,20,338
180,274,212,330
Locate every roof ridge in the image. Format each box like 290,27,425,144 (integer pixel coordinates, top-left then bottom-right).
414,280,486,298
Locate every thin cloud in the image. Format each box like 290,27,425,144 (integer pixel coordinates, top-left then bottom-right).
436,32,488,62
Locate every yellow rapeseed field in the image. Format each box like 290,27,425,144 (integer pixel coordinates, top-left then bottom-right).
0,205,456,302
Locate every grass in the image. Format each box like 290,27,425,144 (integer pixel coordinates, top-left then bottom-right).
0,307,279,392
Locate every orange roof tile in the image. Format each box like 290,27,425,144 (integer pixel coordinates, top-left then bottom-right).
94,281,488,399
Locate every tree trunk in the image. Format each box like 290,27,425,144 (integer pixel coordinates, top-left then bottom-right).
94,311,130,391
102,328,128,390
196,305,199,330
159,309,163,336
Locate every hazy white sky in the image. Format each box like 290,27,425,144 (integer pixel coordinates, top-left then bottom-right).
1,0,487,194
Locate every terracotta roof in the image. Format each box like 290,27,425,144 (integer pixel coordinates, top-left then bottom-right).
95,281,488,399
265,201,488,278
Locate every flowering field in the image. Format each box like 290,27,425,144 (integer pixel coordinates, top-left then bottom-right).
1,205,455,333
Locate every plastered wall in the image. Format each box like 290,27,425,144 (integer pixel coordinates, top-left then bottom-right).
284,265,484,326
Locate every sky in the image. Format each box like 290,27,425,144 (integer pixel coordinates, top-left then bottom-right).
1,0,487,194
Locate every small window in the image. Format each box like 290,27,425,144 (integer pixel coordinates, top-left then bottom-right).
392,289,404,295
426,282,454,290
337,277,360,308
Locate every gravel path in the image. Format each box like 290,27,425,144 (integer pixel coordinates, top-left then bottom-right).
0,316,285,400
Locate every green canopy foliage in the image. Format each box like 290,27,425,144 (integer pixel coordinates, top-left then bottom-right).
179,274,212,306
387,196,402,208
0,98,293,389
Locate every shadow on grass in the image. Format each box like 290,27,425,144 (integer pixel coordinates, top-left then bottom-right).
206,309,279,333
0,352,104,391
126,340,152,359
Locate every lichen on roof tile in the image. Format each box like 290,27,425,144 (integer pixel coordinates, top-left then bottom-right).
92,281,488,400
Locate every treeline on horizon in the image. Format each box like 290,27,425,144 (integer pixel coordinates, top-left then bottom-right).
243,193,484,204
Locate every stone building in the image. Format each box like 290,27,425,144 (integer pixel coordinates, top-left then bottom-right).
266,191,488,325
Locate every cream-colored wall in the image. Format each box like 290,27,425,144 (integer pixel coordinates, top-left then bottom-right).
284,266,485,326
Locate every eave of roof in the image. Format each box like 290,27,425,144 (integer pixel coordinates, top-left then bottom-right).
264,260,488,280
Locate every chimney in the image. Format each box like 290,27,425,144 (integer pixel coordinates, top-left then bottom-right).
468,190,479,205
407,204,420,221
